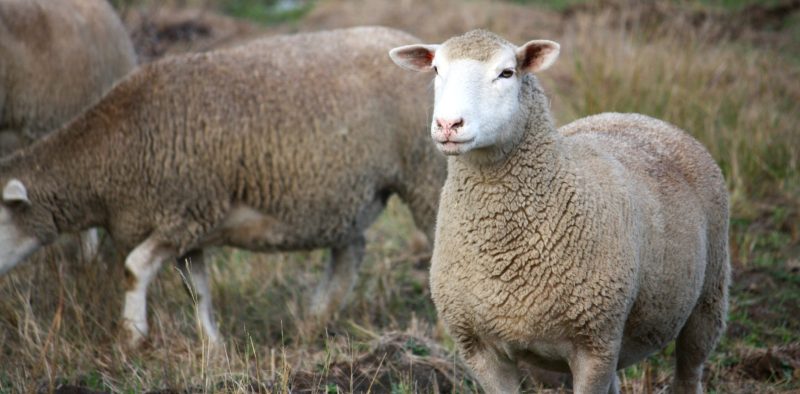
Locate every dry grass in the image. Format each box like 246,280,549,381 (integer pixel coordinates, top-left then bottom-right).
554,6,799,213
1,0,798,393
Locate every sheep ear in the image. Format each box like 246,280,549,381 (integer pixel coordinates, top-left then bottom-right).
516,40,560,73
3,179,30,206
389,44,440,72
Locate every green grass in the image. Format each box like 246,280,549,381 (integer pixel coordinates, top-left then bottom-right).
221,0,314,25
696,0,790,10
506,0,588,11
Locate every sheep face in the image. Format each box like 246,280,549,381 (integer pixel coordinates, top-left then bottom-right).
0,179,44,275
390,30,559,157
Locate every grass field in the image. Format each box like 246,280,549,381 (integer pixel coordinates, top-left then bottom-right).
1,0,798,392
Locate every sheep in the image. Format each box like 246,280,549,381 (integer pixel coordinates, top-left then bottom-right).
0,26,445,347
0,0,137,156
389,29,729,394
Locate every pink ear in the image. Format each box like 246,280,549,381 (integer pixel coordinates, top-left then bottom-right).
389,44,440,72
516,40,560,73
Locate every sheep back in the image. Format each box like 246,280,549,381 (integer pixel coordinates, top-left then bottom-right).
8,27,440,256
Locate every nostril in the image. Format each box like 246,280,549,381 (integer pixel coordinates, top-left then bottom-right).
435,117,464,131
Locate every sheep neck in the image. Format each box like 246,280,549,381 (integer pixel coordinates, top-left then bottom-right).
448,76,569,193
447,111,570,212
445,78,590,272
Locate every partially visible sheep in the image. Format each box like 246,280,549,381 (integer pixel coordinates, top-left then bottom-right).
0,26,445,347
0,0,136,156
390,30,729,394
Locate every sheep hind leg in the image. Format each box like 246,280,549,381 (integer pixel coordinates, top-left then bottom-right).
176,249,221,345
608,374,620,394
672,291,727,394
122,237,172,347
308,236,366,320
465,347,522,394
673,229,729,394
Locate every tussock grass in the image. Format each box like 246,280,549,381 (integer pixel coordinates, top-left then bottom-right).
1,1,798,392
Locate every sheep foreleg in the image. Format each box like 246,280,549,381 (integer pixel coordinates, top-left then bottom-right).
122,238,171,347
569,348,620,394
464,347,522,394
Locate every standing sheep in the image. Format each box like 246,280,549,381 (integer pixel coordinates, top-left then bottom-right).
0,26,445,346
0,0,137,155
390,30,729,394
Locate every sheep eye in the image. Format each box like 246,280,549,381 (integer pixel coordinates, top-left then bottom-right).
433,66,438,75
499,69,514,79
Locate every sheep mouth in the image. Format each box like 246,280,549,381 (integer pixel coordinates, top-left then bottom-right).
436,138,474,155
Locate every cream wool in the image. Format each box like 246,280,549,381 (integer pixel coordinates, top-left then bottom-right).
391,30,729,394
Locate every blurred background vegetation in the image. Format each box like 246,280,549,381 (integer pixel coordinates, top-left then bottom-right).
1,0,798,392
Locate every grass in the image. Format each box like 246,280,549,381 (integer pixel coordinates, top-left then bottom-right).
697,0,791,10
1,0,799,392
506,0,589,11
220,0,313,25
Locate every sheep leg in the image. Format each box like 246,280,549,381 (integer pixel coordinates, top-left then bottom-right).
672,297,726,393
673,224,729,394
309,236,366,319
80,228,100,262
176,249,221,344
465,347,521,394
606,374,620,394
569,349,619,394
122,237,171,347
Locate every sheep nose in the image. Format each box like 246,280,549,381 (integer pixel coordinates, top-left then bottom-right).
435,117,464,135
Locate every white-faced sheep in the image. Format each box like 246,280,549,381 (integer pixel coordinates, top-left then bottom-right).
0,26,445,347
390,29,729,394
0,0,137,156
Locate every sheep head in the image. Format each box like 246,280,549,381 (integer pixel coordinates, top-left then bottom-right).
390,30,559,158
0,178,48,274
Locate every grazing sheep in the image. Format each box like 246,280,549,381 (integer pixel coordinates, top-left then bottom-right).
0,26,445,346
0,0,137,156
390,30,729,394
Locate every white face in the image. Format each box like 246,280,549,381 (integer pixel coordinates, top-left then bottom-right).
430,48,523,155
390,34,559,159
0,205,40,275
